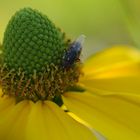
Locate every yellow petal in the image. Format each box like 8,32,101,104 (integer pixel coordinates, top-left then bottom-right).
63,91,140,140
25,101,96,140
0,93,96,140
80,46,140,94
0,96,31,140
67,111,106,140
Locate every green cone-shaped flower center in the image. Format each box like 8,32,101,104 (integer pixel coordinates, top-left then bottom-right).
1,8,82,103
3,8,66,75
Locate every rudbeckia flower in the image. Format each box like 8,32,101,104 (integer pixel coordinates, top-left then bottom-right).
0,8,140,140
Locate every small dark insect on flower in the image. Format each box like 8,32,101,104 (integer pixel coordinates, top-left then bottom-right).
62,35,86,69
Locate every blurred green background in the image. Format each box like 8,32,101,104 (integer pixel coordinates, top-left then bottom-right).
0,0,140,59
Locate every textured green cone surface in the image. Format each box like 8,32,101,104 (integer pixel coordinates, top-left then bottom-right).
3,8,67,75
1,7,82,102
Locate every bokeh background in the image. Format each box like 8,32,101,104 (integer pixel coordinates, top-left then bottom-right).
0,0,140,59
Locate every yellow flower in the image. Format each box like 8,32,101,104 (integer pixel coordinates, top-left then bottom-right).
1,7,140,140
0,45,140,140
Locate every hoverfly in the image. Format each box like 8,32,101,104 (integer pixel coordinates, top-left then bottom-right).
62,35,86,69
